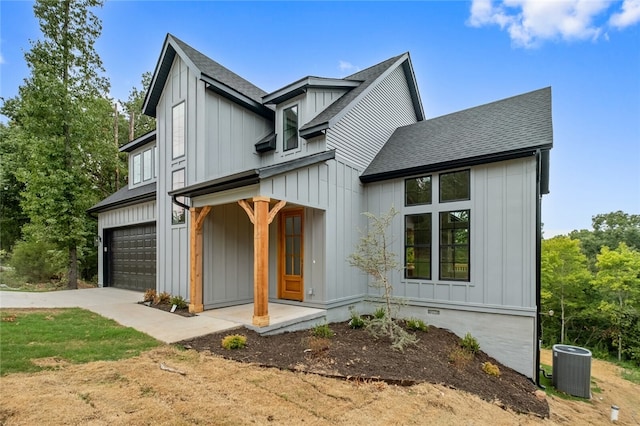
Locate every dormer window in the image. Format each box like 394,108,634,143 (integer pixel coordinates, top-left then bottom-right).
283,105,298,151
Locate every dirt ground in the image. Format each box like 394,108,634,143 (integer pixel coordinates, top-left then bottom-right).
1,319,639,425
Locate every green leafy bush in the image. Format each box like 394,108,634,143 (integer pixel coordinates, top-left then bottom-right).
221,334,247,350
460,332,480,354
405,318,429,332
373,306,386,319
170,295,188,309
10,239,64,282
312,323,335,338
348,308,365,329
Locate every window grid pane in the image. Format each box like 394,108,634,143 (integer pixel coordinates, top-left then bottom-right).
284,214,302,276
405,176,432,206
405,213,431,279
439,210,470,281
440,170,470,202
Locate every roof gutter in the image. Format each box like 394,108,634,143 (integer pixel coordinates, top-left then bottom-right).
360,146,551,183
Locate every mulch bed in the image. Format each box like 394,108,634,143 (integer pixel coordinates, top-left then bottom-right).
138,301,195,317
178,321,549,418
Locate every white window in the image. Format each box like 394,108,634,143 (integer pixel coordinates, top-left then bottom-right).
172,102,185,159
132,154,141,184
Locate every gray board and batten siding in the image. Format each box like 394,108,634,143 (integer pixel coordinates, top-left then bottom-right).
153,53,273,299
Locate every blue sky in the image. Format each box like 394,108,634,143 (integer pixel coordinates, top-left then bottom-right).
1,1,639,236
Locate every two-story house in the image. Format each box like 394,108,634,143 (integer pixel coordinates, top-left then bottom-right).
90,34,552,380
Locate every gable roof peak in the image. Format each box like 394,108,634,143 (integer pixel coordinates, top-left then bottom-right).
143,34,273,119
299,52,423,139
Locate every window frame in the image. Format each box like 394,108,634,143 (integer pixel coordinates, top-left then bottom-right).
172,102,185,160
405,175,432,206
438,210,470,282
404,213,432,280
283,104,299,152
439,169,470,203
132,153,141,185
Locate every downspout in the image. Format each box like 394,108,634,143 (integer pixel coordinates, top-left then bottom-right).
173,194,190,211
535,149,542,387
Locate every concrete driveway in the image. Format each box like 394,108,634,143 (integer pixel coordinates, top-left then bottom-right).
0,287,240,343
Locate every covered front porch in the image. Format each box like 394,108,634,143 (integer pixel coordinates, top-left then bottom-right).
199,302,326,335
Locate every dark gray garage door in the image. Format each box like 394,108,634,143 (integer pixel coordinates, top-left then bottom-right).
107,224,156,292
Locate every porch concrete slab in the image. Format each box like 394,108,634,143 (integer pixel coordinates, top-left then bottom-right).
0,288,241,343
199,302,325,328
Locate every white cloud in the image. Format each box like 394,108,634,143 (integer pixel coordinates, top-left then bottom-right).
469,0,638,48
610,0,640,28
0,53,4,65
338,60,358,73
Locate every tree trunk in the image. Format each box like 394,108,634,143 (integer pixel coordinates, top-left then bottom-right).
68,244,78,289
560,296,565,344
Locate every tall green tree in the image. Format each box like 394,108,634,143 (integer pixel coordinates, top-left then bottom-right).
593,243,640,361
541,236,592,344
2,0,111,288
121,72,156,141
0,123,29,251
570,211,640,270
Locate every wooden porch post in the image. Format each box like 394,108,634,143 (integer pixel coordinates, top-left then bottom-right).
189,206,212,313
238,197,286,326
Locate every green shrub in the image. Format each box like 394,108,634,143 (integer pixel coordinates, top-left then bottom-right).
10,239,64,282
405,318,428,332
221,334,247,350
460,332,480,354
348,308,365,329
312,323,335,338
170,295,188,309
373,306,386,319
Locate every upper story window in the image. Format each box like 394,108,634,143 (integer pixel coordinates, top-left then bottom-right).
172,102,185,159
131,145,156,186
440,170,470,202
283,105,298,151
405,176,431,206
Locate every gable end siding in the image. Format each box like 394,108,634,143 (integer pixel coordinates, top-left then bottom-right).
326,66,417,171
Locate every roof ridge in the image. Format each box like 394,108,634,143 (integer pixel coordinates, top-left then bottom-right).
168,34,268,100
344,53,406,80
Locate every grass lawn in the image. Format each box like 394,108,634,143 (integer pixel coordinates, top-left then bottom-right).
0,308,160,375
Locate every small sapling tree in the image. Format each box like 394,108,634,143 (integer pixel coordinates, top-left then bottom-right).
348,206,417,350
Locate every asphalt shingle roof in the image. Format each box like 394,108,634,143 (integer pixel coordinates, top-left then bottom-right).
361,87,553,182
87,183,156,214
170,35,267,104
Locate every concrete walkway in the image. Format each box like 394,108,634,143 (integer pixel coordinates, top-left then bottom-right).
0,287,324,343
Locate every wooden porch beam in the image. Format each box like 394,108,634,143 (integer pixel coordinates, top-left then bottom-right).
189,206,212,313
238,197,287,327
